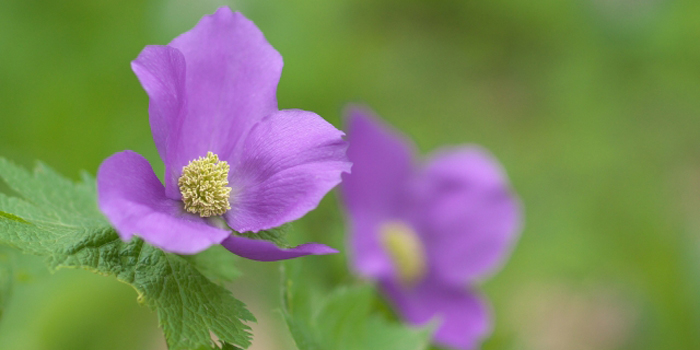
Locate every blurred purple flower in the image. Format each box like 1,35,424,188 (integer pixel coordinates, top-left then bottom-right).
97,8,350,259
340,107,521,349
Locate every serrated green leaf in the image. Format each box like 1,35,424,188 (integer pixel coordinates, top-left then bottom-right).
182,244,241,284
281,263,434,350
0,158,255,349
195,342,243,350
219,342,243,350
49,229,255,350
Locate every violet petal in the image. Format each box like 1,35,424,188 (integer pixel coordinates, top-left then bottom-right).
131,45,187,171
223,109,350,233
341,107,415,279
417,147,522,286
163,7,283,198
381,278,492,350
221,235,337,261
97,151,231,254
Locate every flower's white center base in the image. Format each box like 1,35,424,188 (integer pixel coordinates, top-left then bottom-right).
380,221,427,286
178,152,232,217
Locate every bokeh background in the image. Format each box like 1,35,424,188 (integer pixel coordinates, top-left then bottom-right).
1,0,700,349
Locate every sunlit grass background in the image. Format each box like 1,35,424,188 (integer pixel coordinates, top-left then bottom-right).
1,0,700,349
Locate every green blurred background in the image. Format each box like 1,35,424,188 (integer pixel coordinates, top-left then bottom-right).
1,0,700,349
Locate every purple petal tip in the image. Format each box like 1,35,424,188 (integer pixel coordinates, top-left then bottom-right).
221,235,338,262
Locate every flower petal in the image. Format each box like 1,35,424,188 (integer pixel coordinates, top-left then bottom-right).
220,235,337,261
381,278,492,350
97,151,231,254
342,106,415,218
223,109,351,232
131,45,187,169
340,107,415,279
416,147,522,286
162,7,283,199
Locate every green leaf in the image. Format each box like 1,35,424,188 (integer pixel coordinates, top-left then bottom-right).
194,342,243,350
0,211,29,224
281,263,434,350
219,343,243,350
182,244,242,284
282,278,322,350
0,246,14,321
0,158,254,349
236,224,291,248
49,229,255,350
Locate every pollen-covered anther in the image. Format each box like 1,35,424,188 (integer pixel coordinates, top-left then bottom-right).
178,152,232,217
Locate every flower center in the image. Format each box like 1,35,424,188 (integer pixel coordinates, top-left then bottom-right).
178,152,232,217
380,221,427,286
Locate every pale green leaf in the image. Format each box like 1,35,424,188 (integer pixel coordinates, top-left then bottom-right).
282,277,322,350
0,211,29,224
0,246,14,321
282,263,433,350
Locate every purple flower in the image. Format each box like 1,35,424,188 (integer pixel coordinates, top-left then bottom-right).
340,107,521,349
97,7,350,260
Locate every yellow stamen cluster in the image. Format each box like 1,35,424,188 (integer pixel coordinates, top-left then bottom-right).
178,152,232,217
380,221,427,286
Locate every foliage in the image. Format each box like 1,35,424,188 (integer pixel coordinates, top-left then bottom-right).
0,158,253,350
237,224,291,248
282,262,434,350
0,246,13,321
182,245,242,284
